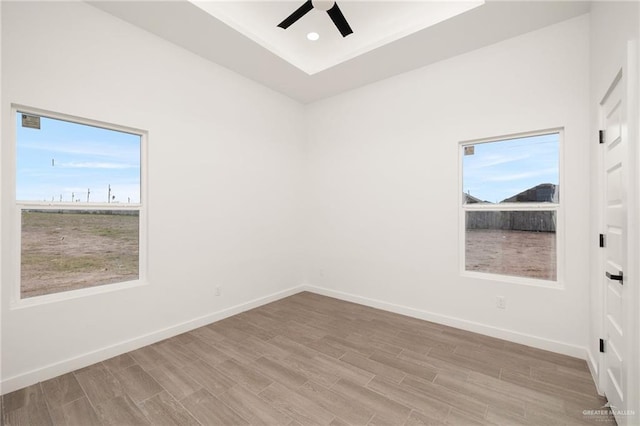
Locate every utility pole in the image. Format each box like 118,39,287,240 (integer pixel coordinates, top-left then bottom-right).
108,184,111,203
87,188,90,203
72,192,75,203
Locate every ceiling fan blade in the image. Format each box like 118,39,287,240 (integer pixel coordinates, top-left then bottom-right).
278,0,314,29
327,3,353,37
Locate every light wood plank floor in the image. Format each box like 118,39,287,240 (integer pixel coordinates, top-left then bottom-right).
1,292,614,425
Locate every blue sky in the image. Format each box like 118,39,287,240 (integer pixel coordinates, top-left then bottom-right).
463,133,559,203
16,113,141,203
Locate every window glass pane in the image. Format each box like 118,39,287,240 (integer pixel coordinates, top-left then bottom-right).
16,113,140,204
465,210,556,281
463,133,559,204
21,209,139,298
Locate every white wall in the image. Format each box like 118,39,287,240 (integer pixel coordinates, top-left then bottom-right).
0,0,4,393
1,1,305,392
588,0,640,416
305,15,591,357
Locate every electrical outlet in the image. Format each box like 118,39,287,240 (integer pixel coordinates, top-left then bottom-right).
215,286,221,297
496,296,506,309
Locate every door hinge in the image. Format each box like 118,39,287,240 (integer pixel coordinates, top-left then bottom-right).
600,338,605,353
599,130,605,144
599,234,606,247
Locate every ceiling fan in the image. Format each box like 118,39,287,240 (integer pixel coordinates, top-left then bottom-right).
277,0,353,38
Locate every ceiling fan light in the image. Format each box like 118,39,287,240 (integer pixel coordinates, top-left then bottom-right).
307,32,320,41
311,0,335,12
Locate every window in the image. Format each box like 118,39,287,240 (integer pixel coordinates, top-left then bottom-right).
15,107,144,299
461,131,561,283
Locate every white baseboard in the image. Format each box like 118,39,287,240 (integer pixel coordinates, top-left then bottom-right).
0,285,305,395
2,283,591,394
302,285,589,360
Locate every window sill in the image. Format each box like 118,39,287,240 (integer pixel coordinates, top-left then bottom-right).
460,270,564,289
9,278,149,310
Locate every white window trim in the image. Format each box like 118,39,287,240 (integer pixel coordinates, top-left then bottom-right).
9,104,148,309
459,128,565,288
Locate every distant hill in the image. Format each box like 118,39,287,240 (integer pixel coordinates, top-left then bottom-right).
501,183,558,203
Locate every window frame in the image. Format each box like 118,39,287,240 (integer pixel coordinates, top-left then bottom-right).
10,104,148,307
459,128,564,288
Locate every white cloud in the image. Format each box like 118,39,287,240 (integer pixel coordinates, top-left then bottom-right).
59,161,138,169
19,140,139,161
485,167,557,182
468,153,531,169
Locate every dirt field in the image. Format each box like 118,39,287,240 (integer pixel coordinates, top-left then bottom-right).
466,229,556,280
20,214,554,298
21,210,139,298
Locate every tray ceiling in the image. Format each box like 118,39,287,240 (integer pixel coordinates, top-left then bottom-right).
190,1,484,75
88,1,591,103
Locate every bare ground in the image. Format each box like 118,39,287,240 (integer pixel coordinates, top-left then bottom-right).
466,229,556,280
21,211,139,298
20,215,554,299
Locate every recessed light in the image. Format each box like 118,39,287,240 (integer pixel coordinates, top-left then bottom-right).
307,32,320,41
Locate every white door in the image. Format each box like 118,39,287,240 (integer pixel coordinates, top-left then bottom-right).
601,69,628,422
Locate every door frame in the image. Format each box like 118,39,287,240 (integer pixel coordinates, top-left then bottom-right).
627,38,640,424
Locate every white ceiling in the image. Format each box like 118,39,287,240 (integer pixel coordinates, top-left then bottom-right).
88,1,591,103
191,1,485,75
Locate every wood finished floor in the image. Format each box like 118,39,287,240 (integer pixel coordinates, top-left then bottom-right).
1,292,613,426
